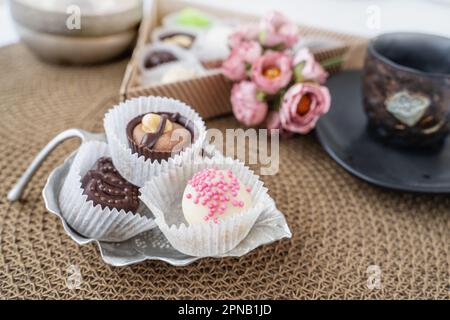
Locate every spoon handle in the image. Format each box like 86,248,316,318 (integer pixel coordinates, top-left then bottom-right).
7,128,101,202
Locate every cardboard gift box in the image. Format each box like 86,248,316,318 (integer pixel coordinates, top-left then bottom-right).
120,0,367,119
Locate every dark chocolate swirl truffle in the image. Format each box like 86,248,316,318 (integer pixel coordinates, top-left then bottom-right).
81,157,139,212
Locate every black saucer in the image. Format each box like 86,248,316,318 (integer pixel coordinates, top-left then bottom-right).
316,70,450,193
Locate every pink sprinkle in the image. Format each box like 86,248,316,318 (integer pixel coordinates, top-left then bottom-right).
213,217,219,224
190,168,246,219
246,187,251,192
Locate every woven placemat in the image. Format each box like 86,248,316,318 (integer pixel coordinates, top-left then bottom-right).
0,44,448,299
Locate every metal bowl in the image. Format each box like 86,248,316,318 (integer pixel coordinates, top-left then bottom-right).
10,0,143,37
15,22,136,65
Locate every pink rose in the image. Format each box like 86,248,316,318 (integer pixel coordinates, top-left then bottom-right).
293,48,328,84
252,51,293,94
222,48,246,81
222,41,262,81
228,23,260,49
259,11,299,49
239,41,263,64
280,83,331,134
231,81,269,126
265,111,294,138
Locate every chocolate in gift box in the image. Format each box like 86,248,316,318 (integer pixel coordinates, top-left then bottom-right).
120,0,367,120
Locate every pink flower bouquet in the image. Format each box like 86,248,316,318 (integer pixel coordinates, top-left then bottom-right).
222,11,333,136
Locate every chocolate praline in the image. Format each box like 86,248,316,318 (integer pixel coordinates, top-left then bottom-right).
159,32,196,49
144,50,178,69
126,112,196,162
81,157,139,212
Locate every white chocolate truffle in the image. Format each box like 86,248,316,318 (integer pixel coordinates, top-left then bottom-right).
160,65,198,84
195,25,232,62
182,168,253,225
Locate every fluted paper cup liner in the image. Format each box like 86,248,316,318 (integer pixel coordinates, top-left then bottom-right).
59,141,156,242
103,96,207,187
139,156,269,257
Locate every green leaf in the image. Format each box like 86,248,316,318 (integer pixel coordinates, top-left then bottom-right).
256,90,266,102
269,89,287,112
245,62,252,77
293,61,306,83
319,55,343,68
259,31,267,45
267,43,285,51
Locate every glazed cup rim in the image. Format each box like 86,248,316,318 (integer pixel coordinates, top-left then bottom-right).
368,32,450,79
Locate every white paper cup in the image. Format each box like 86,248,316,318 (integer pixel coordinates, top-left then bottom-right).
139,156,269,257
58,141,156,242
103,96,207,187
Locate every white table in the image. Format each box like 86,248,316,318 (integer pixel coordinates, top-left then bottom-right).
0,0,19,46
1,0,449,47
193,0,449,38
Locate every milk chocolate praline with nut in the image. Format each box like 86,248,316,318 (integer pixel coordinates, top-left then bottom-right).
81,157,140,212
126,112,195,162
159,31,196,49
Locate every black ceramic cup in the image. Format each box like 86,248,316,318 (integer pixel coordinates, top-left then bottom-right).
362,32,450,147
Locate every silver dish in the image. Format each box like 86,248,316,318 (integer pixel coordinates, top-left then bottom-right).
9,129,291,266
